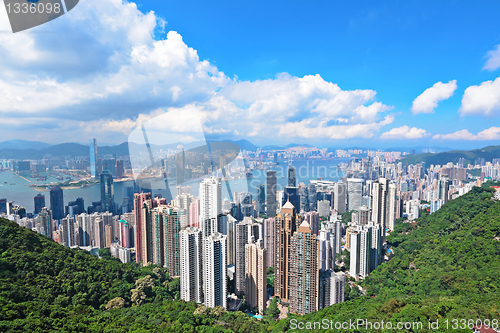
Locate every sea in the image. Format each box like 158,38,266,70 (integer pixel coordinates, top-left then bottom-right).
0,158,350,213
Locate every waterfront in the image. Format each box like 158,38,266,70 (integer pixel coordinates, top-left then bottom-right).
0,158,349,213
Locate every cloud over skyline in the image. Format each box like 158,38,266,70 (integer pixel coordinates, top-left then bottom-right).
411,80,457,115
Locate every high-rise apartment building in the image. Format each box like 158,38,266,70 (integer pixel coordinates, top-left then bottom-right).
318,270,345,309
203,232,227,309
199,177,222,238
263,217,275,268
180,227,204,304
134,192,151,263
289,220,319,315
164,206,181,277
275,201,297,304
245,239,267,313
36,207,52,238
318,229,335,271
235,218,262,295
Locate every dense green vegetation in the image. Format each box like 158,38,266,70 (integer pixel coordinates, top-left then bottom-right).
1,185,500,332
275,186,500,332
401,145,500,166
0,219,262,332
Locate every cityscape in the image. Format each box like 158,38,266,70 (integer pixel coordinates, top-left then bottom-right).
1,0,500,332
2,137,499,321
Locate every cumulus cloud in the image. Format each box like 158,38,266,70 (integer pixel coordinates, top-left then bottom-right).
0,0,395,144
411,80,457,115
483,45,500,71
460,77,500,117
432,127,500,140
380,126,430,139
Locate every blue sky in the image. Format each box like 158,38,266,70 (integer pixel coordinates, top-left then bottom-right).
0,0,499,149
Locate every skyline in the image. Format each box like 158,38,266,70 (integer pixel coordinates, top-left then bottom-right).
0,1,500,149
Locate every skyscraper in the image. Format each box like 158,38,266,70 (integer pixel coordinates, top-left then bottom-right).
347,178,364,212
349,225,371,278
289,220,319,315
439,178,450,204
34,193,45,215
263,217,275,268
36,207,52,238
61,215,76,247
180,227,204,303
199,177,222,238
308,183,317,212
203,232,227,309
189,198,200,228
299,184,309,212
100,170,114,213
386,183,397,232
90,138,98,179
318,270,345,309
235,218,262,295
318,229,335,271
245,239,267,313
283,186,300,212
176,145,185,185
334,182,346,214
266,170,277,218
275,201,297,304
116,159,124,179
164,206,181,277
134,192,152,264
288,165,297,187
50,186,64,221
257,184,266,215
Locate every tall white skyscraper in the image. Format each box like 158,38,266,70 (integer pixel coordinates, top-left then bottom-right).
203,232,227,309
199,177,222,238
372,178,387,230
347,178,364,212
334,182,346,213
180,227,203,304
386,182,397,232
318,270,345,309
349,225,371,278
318,229,335,271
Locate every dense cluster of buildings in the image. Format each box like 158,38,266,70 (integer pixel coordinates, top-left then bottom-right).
2,141,499,317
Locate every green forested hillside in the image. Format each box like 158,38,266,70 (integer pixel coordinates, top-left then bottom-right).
274,186,500,332
1,186,500,332
0,219,262,332
401,145,500,166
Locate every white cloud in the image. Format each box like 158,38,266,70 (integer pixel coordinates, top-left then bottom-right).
460,77,500,117
380,126,430,139
432,127,500,140
411,80,457,115
483,45,500,71
0,0,396,144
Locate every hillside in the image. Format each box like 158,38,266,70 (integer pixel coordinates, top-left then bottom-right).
401,145,500,166
274,186,500,332
1,186,500,332
0,219,263,332
0,139,257,159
